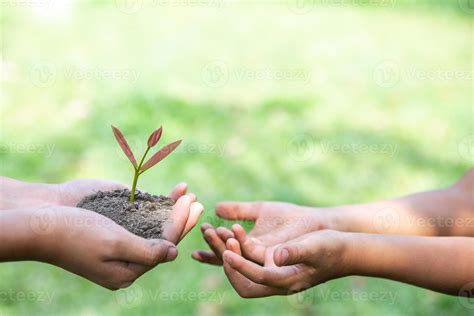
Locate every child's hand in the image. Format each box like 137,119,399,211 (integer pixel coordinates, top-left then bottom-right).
205,226,474,297
193,226,349,298
59,180,203,244
222,230,350,297
1,206,177,290
0,180,203,290
1,176,203,245
162,186,204,244
192,201,329,265
49,206,180,290
56,179,128,206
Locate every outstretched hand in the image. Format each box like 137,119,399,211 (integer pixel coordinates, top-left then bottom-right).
223,230,349,297
192,227,349,298
192,201,327,265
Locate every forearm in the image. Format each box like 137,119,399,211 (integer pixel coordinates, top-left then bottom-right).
0,208,48,262
343,233,474,295
0,176,60,209
325,171,474,236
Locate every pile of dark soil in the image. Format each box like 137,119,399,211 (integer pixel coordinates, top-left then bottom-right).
77,189,173,239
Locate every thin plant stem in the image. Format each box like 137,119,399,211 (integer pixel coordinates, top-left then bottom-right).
129,146,151,203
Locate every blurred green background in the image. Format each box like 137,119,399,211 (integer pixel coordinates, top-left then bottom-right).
0,0,473,315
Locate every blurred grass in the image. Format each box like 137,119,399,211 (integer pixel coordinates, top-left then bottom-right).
0,1,473,315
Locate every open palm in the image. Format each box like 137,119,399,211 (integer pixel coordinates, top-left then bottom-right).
193,201,328,265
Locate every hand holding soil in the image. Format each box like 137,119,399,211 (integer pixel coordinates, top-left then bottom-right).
60,179,203,244
67,180,204,246
0,176,203,290
24,205,178,290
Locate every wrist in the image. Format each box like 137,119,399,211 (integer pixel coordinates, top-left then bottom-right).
0,208,55,262
23,207,61,263
338,232,360,277
29,206,63,264
310,206,350,232
330,230,357,278
0,177,61,209
341,232,396,278
307,230,355,279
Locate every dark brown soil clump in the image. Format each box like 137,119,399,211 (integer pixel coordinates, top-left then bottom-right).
77,189,173,239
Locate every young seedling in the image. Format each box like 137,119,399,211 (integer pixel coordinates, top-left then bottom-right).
112,125,181,203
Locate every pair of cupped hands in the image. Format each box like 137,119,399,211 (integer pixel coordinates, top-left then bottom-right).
28,179,338,296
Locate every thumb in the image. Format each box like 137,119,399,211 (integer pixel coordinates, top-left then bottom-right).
114,235,177,266
273,241,310,267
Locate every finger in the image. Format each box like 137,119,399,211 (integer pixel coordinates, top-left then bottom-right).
222,253,286,298
223,251,294,288
162,195,192,244
169,182,188,201
232,224,265,264
226,238,242,255
201,223,214,233
107,261,150,286
101,261,145,289
203,228,227,257
216,227,234,242
111,236,177,267
107,261,153,288
273,240,310,267
179,202,204,241
191,250,222,266
104,251,180,290
215,202,260,220
187,193,197,202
